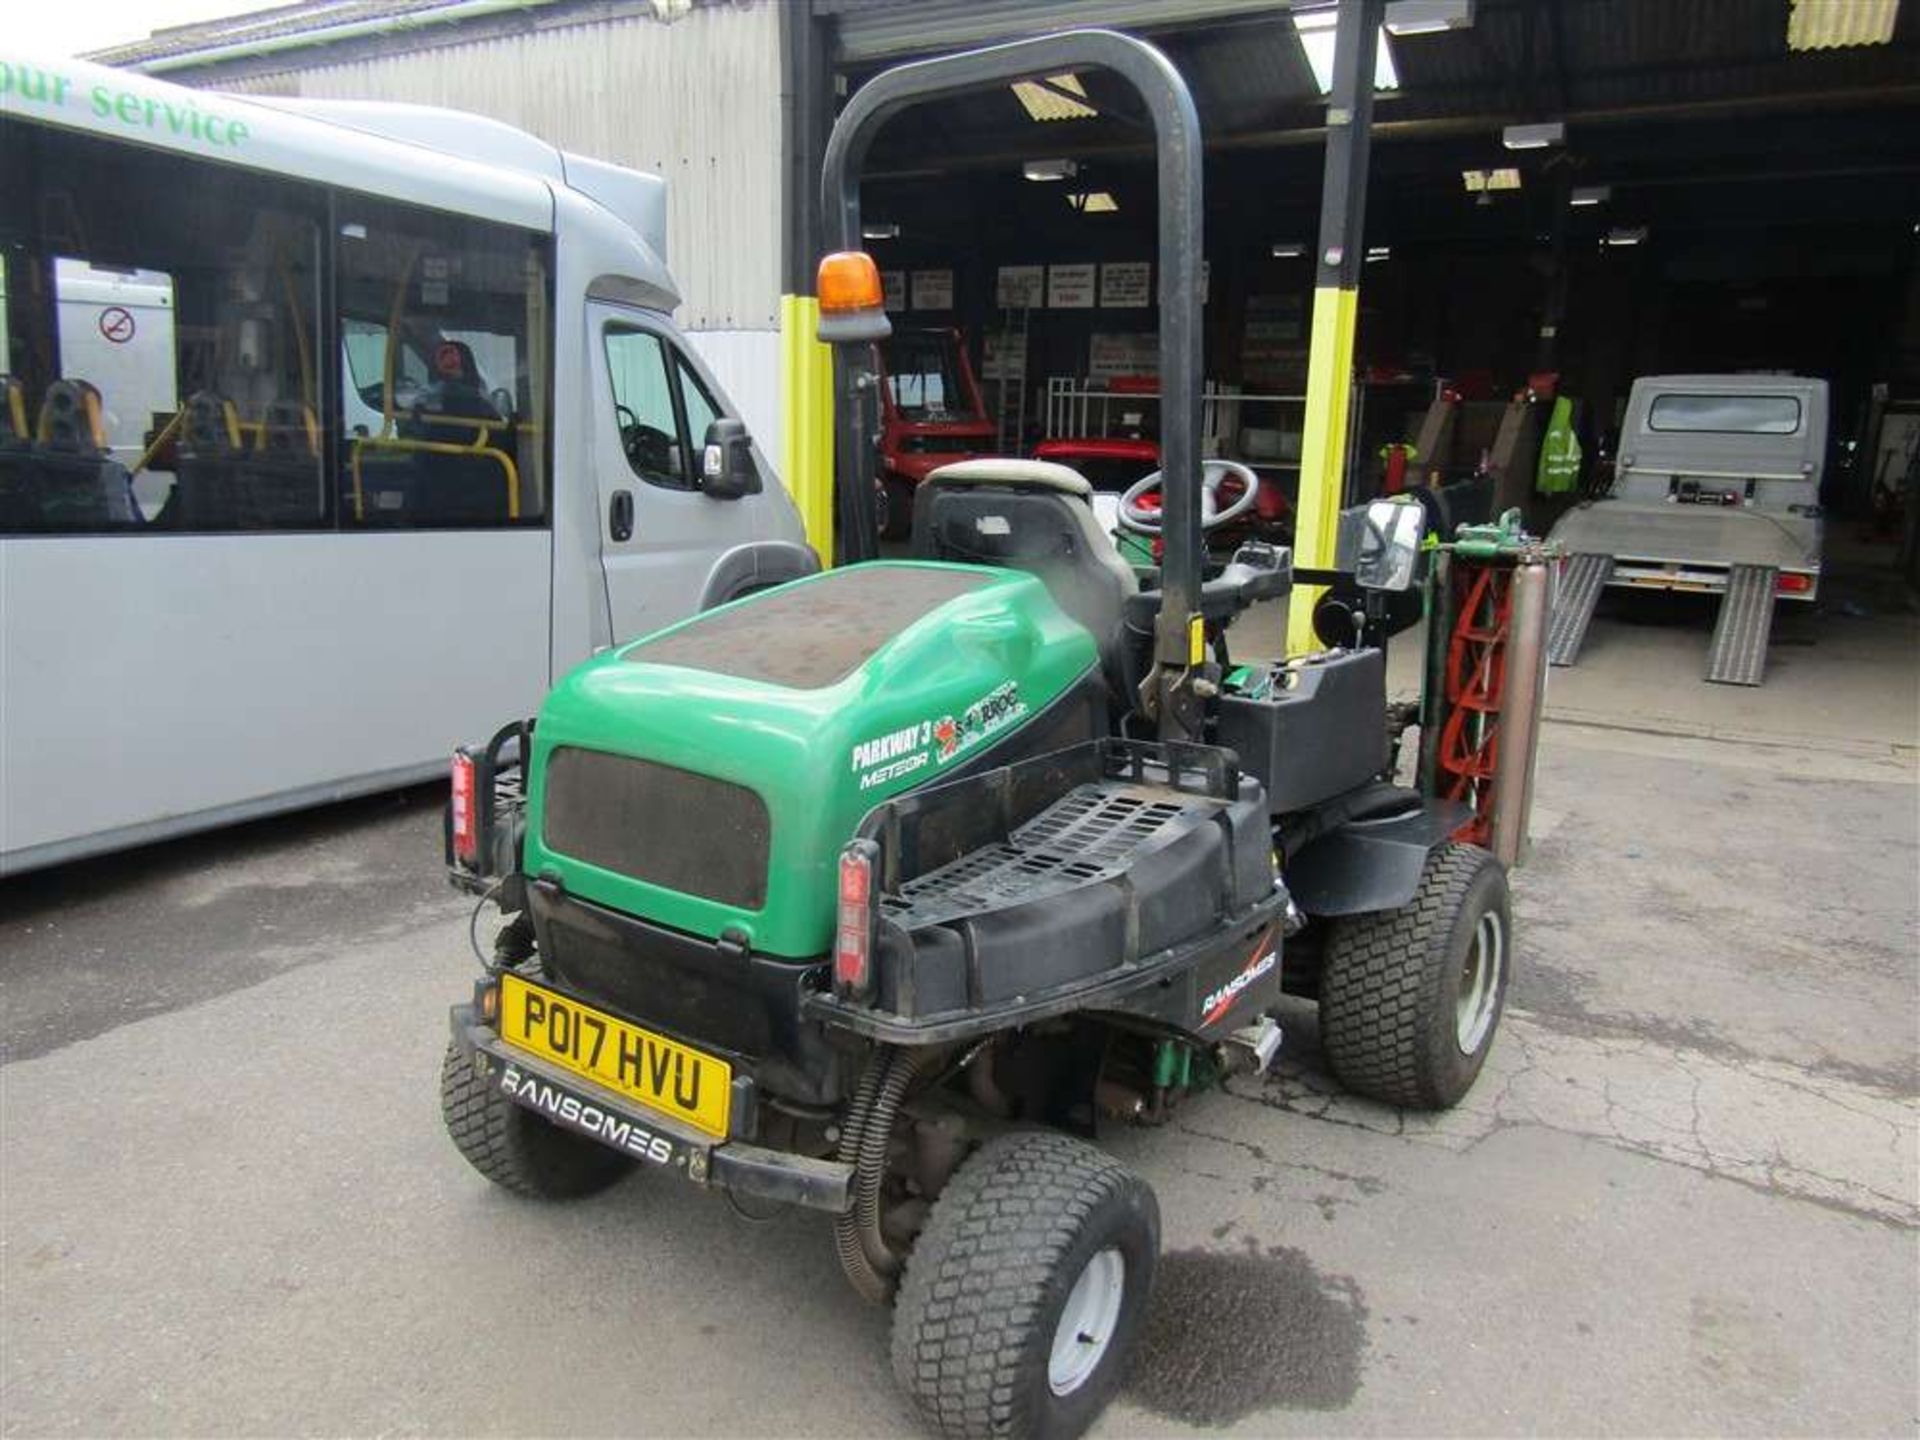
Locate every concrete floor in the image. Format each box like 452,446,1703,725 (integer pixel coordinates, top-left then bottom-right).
2,547,1915,1438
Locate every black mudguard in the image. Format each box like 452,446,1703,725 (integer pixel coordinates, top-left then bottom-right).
1284,797,1474,918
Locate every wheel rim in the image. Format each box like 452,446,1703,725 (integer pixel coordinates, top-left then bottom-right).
1048,1246,1126,1397
1455,910,1505,1055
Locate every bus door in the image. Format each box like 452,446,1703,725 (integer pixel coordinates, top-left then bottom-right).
591,305,747,641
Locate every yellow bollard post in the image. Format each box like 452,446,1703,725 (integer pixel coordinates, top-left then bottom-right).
779,294,836,567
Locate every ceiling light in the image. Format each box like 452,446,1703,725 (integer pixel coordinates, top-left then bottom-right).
1503,121,1565,150
1012,73,1097,123
1293,10,1401,94
1570,185,1611,207
1022,158,1078,183
1069,191,1119,214
1384,0,1474,34
1787,0,1897,50
1271,241,1307,258
861,221,900,240
1462,167,1521,192
1604,227,1647,247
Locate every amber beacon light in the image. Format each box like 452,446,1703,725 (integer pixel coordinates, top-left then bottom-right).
815,251,891,343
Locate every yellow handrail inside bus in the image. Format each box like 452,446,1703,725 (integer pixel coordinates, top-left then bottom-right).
131,406,184,477
4,379,26,440
380,245,422,440
279,260,315,413
349,434,520,522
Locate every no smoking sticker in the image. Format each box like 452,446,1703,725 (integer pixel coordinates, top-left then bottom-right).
98,307,136,343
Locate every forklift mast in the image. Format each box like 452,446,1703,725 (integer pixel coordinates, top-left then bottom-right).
820,29,1211,741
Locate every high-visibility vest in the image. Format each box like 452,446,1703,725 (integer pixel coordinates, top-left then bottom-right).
1536,395,1582,494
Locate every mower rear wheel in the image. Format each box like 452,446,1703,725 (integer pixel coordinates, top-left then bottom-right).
891,1131,1158,1440
439,1041,632,1199
1317,842,1511,1110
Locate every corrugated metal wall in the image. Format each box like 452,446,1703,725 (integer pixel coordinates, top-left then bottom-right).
219,1,782,334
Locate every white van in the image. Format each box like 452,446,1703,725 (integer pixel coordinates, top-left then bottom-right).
1554,373,1827,598
0,53,817,873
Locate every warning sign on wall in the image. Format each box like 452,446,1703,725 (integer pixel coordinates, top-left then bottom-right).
1099,262,1150,308
981,331,1027,382
911,269,954,311
995,265,1044,309
1047,263,1096,309
1088,331,1159,379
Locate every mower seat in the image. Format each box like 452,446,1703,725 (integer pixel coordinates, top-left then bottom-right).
912,459,1141,691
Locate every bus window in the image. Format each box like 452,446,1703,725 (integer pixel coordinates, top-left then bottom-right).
605,328,687,488
0,119,326,534
53,259,178,518
678,357,722,471
340,318,429,438
0,256,11,385
336,198,551,529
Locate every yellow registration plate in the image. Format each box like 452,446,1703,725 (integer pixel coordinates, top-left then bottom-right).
498,974,731,1139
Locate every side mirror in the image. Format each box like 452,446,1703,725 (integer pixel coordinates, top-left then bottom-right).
1347,497,1425,592
701,418,758,500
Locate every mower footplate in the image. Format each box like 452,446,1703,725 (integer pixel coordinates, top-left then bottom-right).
448,1004,853,1214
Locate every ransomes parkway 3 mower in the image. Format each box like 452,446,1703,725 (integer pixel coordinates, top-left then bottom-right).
439,31,1546,1440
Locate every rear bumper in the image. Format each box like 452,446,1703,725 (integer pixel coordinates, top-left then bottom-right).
1605,557,1819,601
448,1001,853,1214
1550,500,1819,578
1549,500,1821,601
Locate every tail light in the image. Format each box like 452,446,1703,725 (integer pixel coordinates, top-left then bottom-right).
835,841,878,999
450,751,478,865
1776,573,1813,595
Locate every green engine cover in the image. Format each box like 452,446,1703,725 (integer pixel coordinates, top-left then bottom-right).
522,561,1100,959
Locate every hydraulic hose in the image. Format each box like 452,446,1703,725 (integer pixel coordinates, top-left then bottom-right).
833,1044,946,1304
833,1048,894,1303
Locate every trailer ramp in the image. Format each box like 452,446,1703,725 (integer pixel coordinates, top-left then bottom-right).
1704,563,1777,686
1546,552,1613,667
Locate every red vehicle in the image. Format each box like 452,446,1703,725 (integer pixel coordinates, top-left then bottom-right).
875,328,996,538
1032,435,1162,494
1033,435,1294,542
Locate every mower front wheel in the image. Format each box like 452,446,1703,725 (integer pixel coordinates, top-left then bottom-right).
1317,842,1511,1110
891,1131,1159,1440
439,1041,632,1199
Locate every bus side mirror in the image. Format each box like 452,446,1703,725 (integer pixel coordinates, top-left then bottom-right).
701,418,758,500
1347,498,1425,592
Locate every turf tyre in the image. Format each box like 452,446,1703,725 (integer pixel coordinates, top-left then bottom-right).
438,1040,632,1199
1318,842,1510,1110
891,1131,1159,1440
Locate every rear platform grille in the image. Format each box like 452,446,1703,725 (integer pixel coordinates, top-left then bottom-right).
881,783,1212,930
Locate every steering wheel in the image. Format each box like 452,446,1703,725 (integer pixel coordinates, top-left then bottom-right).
1118,459,1261,534
619,410,678,476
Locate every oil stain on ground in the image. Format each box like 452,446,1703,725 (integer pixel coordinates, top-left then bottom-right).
1125,1244,1368,1426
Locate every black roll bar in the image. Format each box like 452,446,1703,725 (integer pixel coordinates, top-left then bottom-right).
820,29,1208,741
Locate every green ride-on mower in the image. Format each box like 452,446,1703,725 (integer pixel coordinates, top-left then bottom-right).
439,30,1528,1440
